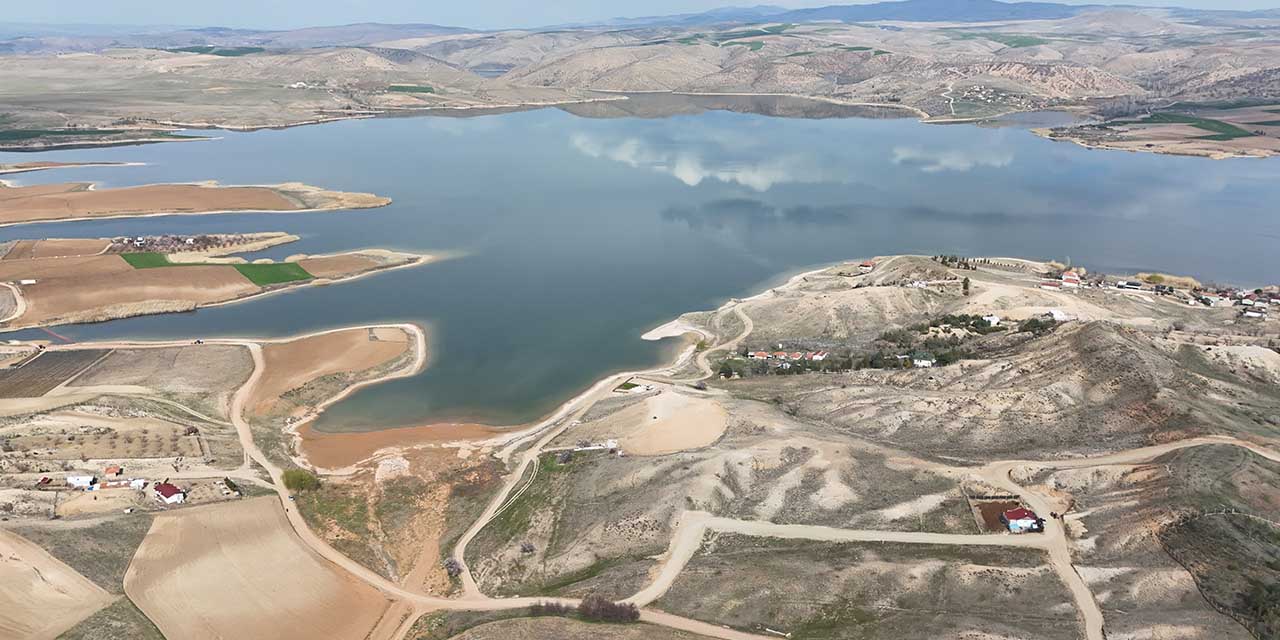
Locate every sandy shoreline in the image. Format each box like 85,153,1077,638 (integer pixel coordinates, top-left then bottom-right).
298,258,848,471
0,179,392,229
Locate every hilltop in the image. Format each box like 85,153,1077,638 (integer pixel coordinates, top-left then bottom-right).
2,1,1280,156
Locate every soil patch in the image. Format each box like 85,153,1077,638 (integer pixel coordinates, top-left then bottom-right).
124,497,390,640
250,327,411,416
0,529,115,640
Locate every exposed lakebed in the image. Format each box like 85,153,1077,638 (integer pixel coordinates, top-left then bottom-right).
2,98,1277,431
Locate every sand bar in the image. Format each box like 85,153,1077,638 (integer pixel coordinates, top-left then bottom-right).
0,179,390,228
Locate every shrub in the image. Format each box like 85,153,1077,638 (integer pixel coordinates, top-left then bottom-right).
578,594,640,623
529,601,573,617
282,468,320,492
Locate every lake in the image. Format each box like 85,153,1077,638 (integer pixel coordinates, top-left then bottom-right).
2,97,1278,431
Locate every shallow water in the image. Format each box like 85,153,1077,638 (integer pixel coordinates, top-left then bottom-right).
2,99,1277,430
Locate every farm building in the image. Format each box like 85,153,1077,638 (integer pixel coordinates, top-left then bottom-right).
982,314,1001,327
66,475,96,489
153,482,186,505
859,260,876,274
1000,507,1042,534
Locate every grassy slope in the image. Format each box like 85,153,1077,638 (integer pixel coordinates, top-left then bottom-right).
10,513,154,593
57,597,164,640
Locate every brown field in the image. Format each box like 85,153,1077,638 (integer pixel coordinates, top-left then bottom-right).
5,412,203,460
2,238,112,260
0,349,108,398
974,500,1022,532
0,254,257,327
299,421,499,470
0,181,299,226
297,253,381,278
0,529,115,640
69,345,252,395
0,250,419,329
124,497,390,640
250,327,411,415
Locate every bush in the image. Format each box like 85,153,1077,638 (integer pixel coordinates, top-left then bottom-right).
577,594,640,623
282,468,320,492
529,601,572,617
1019,317,1058,335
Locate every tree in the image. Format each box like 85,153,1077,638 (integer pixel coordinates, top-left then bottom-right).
282,468,320,492
963,277,971,296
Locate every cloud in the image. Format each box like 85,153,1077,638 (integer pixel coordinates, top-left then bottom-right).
662,199,854,230
890,146,1014,173
570,131,828,192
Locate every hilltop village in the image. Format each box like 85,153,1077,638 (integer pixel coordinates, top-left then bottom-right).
1,253,1278,640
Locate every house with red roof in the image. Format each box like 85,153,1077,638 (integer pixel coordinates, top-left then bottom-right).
859,260,876,274
1000,507,1042,534
152,482,186,505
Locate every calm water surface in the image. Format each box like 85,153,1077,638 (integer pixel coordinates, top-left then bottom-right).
2,101,1278,430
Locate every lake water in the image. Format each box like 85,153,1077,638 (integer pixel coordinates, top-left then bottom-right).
3,97,1278,431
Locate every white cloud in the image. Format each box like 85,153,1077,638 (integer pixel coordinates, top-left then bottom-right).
571,131,827,191
891,146,1014,173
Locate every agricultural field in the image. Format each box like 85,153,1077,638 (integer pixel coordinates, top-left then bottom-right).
0,350,108,398
0,528,115,639
120,252,315,285
125,497,391,640
3,415,203,460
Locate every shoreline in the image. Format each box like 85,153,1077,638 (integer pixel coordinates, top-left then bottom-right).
0,250,439,332
295,259,846,472
0,179,393,229
0,161,145,176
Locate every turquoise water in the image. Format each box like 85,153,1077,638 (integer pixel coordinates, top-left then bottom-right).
2,101,1277,430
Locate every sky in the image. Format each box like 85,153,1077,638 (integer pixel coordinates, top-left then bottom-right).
5,0,1278,31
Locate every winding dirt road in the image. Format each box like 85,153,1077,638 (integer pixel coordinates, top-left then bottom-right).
53,315,1279,640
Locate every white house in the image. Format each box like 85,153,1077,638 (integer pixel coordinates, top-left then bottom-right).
858,260,876,274
912,353,937,368
66,475,96,489
982,315,1001,327
152,483,185,505
1000,507,1042,534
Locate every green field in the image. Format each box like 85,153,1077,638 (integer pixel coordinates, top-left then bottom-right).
952,32,1049,48
0,129,122,142
233,262,313,285
166,46,265,56
1252,120,1280,126
120,252,314,285
726,41,765,51
784,50,814,58
388,84,436,94
1117,112,1257,141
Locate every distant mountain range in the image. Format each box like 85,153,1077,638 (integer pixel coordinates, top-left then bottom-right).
2,0,1279,52
606,0,1280,27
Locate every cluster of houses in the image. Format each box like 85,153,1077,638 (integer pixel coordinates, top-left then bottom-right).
748,350,831,372
1194,289,1279,319
1040,268,1084,291
749,350,830,362
61,465,187,505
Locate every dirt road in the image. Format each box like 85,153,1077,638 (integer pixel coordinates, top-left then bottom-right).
52,317,1277,640
626,511,1055,607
